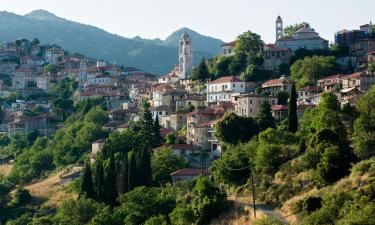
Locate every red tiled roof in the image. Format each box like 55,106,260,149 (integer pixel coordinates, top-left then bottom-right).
187,106,226,116
210,76,243,84
299,85,322,92
171,168,211,177
262,77,294,87
160,128,176,137
151,105,172,112
153,83,174,92
272,105,288,111
221,41,236,47
318,74,347,81
342,71,368,79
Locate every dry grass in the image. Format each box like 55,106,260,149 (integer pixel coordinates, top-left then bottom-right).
280,173,370,225
25,169,78,208
0,163,13,176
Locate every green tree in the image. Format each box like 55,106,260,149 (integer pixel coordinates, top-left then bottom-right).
165,133,177,144
95,160,105,202
276,90,289,105
215,112,259,144
53,198,104,225
140,102,154,149
144,215,168,225
52,98,74,121
84,106,108,126
234,31,263,57
290,56,336,88
115,187,176,225
229,51,248,75
283,22,310,37
353,86,375,159
31,37,40,45
192,58,210,81
152,116,162,148
128,151,138,191
43,64,58,74
256,101,276,131
151,147,186,185
104,151,118,206
80,161,95,199
368,62,375,74
191,177,229,225
119,155,129,194
287,84,298,133
211,141,257,186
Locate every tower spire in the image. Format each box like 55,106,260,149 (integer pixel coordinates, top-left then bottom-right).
276,15,283,41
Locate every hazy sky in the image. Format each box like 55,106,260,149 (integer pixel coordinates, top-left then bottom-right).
1,0,374,43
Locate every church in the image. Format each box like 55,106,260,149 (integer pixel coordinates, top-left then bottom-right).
275,16,329,51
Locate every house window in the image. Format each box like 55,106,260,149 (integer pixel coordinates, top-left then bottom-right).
250,99,253,104
233,84,235,88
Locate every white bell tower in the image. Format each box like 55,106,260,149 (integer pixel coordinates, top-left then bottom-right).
276,16,283,41
179,32,193,79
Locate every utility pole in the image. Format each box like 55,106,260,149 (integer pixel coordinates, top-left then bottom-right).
250,165,257,219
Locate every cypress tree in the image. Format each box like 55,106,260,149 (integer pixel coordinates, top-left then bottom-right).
80,161,95,199
288,84,298,133
128,151,137,191
95,160,105,202
140,102,154,149
104,151,118,206
119,152,129,194
139,149,153,187
152,116,162,148
256,101,276,131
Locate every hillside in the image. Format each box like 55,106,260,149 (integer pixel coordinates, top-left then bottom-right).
0,9,224,74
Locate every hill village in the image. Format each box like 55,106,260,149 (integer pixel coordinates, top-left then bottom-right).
1,16,375,181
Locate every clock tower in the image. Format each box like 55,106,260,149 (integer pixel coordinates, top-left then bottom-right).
179,32,193,79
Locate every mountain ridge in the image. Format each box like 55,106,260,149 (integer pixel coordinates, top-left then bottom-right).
0,10,224,74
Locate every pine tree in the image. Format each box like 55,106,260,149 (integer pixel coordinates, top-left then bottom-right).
128,151,138,191
192,57,210,81
80,161,95,199
288,84,298,133
152,116,162,148
104,151,118,206
256,100,276,131
95,160,105,202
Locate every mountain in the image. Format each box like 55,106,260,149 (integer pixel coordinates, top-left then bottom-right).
0,10,224,74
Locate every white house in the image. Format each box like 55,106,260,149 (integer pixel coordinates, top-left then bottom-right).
207,76,246,104
219,41,236,56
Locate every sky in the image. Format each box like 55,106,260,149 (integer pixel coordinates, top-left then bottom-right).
1,0,375,44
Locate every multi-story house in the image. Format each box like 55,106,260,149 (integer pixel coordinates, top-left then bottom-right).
298,86,323,104
263,44,293,71
341,71,375,92
262,76,294,94
219,41,236,56
350,37,375,63
187,104,230,150
7,114,53,136
45,47,64,65
207,76,246,105
235,94,278,117
152,83,187,109
175,94,207,111
170,111,188,132
317,74,346,92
